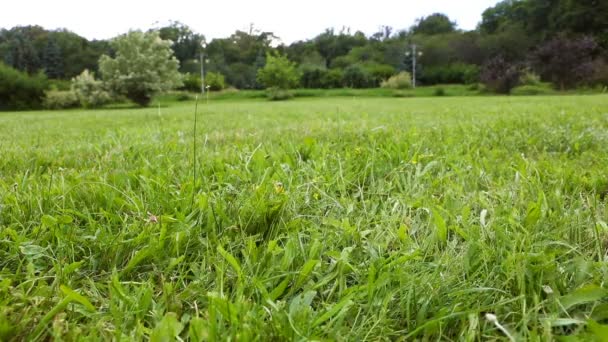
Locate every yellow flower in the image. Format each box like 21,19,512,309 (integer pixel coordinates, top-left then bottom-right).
274,181,285,194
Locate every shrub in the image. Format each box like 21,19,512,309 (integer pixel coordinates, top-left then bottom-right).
519,69,542,86
381,72,412,89
43,90,79,109
266,87,293,101
180,73,201,92
480,56,521,94
205,72,226,91
71,70,112,108
434,87,446,96
0,62,48,110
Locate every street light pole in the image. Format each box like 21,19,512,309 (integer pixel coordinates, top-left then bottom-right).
200,41,207,96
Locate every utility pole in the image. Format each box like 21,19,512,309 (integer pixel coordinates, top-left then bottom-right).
406,44,423,88
200,40,207,96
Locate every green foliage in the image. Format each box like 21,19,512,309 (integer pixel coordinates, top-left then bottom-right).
205,72,226,91
257,52,300,90
179,73,202,92
70,70,111,108
300,67,328,88
421,64,480,85
99,31,182,107
519,69,542,86
363,63,396,87
0,62,48,110
342,64,372,88
300,67,350,89
381,72,412,89
43,90,79,109
0,26,109,79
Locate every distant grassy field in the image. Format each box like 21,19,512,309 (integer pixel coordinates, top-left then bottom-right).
1,95,608,340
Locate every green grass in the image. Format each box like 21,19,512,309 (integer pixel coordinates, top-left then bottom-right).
1,95,608,340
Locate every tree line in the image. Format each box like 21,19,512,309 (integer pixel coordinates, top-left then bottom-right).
1,0,607,108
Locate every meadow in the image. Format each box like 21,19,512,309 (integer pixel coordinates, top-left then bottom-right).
1,95,608,340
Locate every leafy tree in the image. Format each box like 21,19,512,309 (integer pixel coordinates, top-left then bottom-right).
531,34,598,89
313,29,367,68
412,13,457,35
0,26,110,79
2,29,42,74
256,52,300,89
99,31,182,106
42,38,64,79
155,21,205,72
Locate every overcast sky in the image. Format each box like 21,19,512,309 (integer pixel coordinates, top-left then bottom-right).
1,0,500,43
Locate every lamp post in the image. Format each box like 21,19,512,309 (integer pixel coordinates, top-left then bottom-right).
405,44,423,88
200,40,207,96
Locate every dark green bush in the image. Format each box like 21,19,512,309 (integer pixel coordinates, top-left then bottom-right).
342,65,372,88
0,63,48,110
321,69,343,88
420,64,480,85
434,87,447,96
300,68,327,88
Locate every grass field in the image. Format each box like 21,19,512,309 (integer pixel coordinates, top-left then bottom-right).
1,95,608,340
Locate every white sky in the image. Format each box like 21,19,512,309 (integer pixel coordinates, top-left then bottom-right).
1,0,500,43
